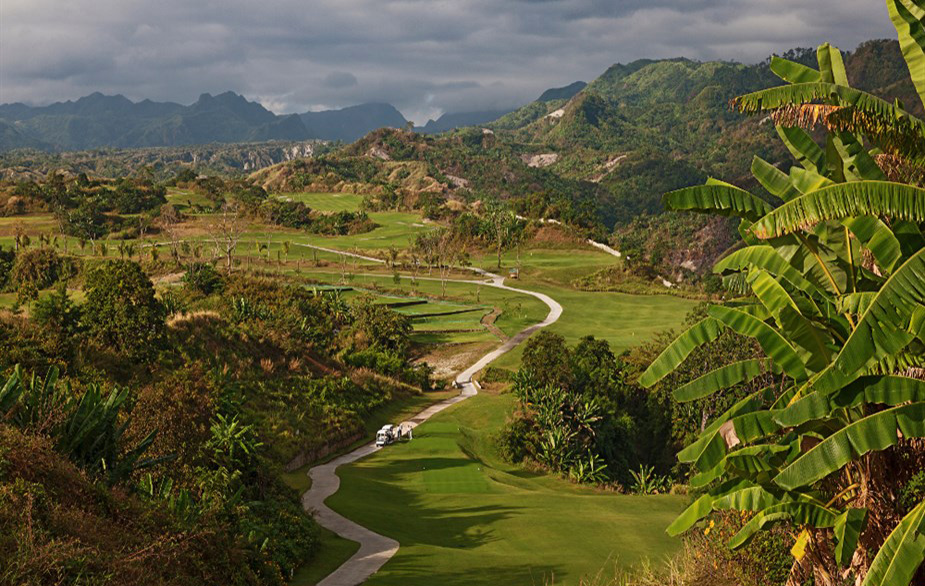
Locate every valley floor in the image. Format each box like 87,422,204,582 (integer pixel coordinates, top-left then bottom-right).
290,252,694,585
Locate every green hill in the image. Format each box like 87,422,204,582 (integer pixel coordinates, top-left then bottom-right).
490,40,914,222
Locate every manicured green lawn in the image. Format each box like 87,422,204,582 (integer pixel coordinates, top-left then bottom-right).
166,187,213,208
474,246,621,288
322,211,432,250
286,388,461,585
292,269,550,340
326,393,685,586
290,526,361,586
276,192,364,212
491,283,698,370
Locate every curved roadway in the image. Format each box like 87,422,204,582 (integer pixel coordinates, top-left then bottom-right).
301,256,563,586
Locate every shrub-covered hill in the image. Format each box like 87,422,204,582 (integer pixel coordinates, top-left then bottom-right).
0,257,435,584
0,140,322,183
251,40,915,235
250,127,619,230
490,39,916,222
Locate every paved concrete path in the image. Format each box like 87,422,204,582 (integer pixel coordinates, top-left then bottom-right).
301,266,562,586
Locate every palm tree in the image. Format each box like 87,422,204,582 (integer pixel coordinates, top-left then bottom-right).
639,6,925,585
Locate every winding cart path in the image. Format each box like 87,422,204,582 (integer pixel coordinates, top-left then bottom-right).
300,259,562,586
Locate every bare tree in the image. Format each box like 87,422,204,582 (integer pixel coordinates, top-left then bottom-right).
158,204,184,265
209,201,245,271
434,228,465,298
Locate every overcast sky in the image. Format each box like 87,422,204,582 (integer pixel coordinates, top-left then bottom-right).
0,0,896,124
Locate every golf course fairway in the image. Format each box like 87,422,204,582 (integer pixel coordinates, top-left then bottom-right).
325,392,685,585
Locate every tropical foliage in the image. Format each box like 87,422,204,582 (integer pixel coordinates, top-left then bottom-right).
640,6,925,584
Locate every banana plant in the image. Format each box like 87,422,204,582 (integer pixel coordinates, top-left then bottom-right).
639,6,925,584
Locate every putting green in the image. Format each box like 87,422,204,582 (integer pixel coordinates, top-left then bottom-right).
326,393,685,586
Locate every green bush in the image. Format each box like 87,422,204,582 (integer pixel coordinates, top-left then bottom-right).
182,262,224,295
82,260,166,360
31,284,83,360
11,248,73,299
0,246,14,290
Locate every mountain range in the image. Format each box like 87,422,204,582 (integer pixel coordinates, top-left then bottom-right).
0,91,528,151
250,40,914,227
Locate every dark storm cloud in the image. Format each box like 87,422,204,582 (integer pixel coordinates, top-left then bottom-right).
323,72,359,89
0,0,896,123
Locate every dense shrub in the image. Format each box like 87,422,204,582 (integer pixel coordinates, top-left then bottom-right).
346,297,413,355
83,260,166,360
54,198,111,239
11,247,74,300
182,262,224,295
262,199,314,228
31,284,83,360
0,246,14,289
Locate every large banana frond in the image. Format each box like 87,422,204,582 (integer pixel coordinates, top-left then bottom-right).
861,498,925,586
674,359,774,402
664,184,773,222
708,305,809,380
728,502,838,549
638,317,724,388
887,0,925,111
677,388,776,463
667,479,754,536
747,268,800,317
816,248,925,391
733,82,925,158
774,403,925,490
750,181,925,239
834,508,869,567
777,375,925,427
752,156,802,202
770,56,821,84
686,411,781,475
778,126,826,174
714,245,821,295
833,132,889,181
843,216,904,274
816,43,849,86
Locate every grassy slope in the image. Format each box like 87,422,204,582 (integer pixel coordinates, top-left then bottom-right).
282,389,461,585
328,392,685,586
275,192,364,212
4,194,697,585
314,244,693,585
492,284,697,370
471,246,698,368
290,526,361,586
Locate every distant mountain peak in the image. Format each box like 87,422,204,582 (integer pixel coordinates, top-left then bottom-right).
416,109,512,134
538,81,587,102
299,102,408,142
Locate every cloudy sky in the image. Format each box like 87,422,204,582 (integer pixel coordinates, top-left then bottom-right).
0,0,896,123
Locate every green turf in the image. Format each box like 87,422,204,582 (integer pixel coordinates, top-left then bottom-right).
491,283,698,370
474,247,621,288
326,393,685,586
287,389,462,584
238,211,433,252
290,526,361,586
276,192,364,212
291,269,550,341
165,187,214,208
